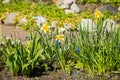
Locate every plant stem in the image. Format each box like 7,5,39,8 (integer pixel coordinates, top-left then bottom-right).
0,22,2,45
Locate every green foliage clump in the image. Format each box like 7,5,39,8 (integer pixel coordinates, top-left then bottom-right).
0,33,46,76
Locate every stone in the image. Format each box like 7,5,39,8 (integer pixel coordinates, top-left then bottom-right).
78,19,97,32
96,4,118,14
39,0,52,4
78,3,97,12
63,0,76,4
116,19,120,24
118,6,120,11
103,19,117,32
4,12,19,25
60,4,69,9
18,17,27,25
50,20,58,32
70,2,80,13
52,0,76,5
64,24,72,30
58,27,66,33
41,0,51,3
52,0,63,5
64,23,75,30
65,9,74,14
2,0,10,4
33,16,47,28
50,21,57,29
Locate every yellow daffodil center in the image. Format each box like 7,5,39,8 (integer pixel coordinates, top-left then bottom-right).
41,23,50,33
56,35,63,41
95,10,103,18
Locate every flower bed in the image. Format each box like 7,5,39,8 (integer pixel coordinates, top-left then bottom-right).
0,1,120,79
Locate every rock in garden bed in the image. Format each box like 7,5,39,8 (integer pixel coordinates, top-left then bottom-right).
3,12,19,25
2,0,10,4
118,6,120,11
103,19,117,32
96,4,118,14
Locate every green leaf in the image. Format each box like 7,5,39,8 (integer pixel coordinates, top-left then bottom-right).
33,49,44,61
6,59,13,74
75,61,83,69
13,60,19,76
22,60,32,72
44,63,48,71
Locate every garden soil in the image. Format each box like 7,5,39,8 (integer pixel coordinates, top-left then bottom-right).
1,25,29,40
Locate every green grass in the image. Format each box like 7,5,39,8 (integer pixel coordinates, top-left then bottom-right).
0,23,1,45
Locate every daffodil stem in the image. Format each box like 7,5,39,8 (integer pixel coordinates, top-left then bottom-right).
0,23,2,44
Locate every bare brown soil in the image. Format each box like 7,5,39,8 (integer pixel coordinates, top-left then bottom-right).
1,24,29,40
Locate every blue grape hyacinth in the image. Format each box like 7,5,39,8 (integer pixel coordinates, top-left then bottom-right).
56,41,61,45
25,35,29,39
75,47,80,53
52,54,56,59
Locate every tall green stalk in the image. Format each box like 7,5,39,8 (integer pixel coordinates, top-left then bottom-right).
0,23,2,45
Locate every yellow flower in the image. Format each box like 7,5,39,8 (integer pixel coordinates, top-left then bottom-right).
41,23,50,33
56,34,64,41
95,10,103,18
